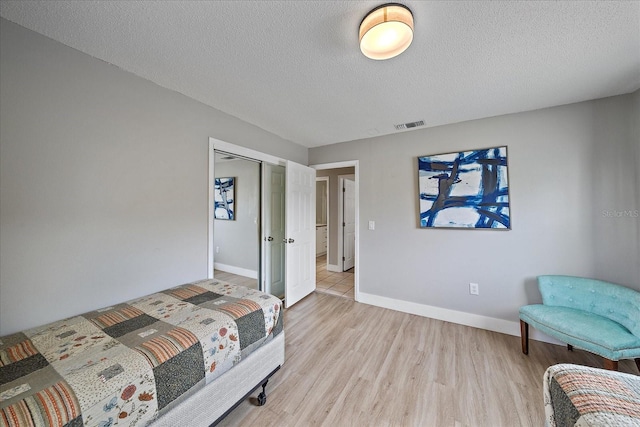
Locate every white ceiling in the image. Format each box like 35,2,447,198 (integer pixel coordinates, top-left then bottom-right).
1,1,639,148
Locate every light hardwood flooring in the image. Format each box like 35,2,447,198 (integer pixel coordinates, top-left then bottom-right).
315,254,355,299
218,291,638,427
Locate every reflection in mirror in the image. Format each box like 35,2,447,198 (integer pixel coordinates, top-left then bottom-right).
212,152,260,290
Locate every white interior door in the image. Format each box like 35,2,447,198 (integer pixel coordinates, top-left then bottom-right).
343,178,355,271
263,163,286,298
285,160,316,307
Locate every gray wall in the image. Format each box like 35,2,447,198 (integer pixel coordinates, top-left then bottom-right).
310,92,639,323
0,19,306,334
214,159,260,274
591,92,640,285
2,17,638,337
316,167,355,267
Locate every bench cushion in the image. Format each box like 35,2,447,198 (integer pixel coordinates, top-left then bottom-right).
520,304,640,360
538,275,640,337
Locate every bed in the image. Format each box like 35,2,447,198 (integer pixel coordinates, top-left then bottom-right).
543,363,640,427
0,279,284,427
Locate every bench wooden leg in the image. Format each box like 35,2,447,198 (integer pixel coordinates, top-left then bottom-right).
520,319,529,355
603,358,618,371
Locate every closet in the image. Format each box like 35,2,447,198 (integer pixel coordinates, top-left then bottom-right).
208,138,316,307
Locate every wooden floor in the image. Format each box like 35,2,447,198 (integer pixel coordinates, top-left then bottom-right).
219,292,638,426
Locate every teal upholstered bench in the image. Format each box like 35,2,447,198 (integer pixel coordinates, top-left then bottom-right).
519,275,640,371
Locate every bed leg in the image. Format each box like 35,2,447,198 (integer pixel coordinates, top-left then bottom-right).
520,319,529,355
635,358,640,373
567,344,573,351
257,379,269,406
603,358,618,371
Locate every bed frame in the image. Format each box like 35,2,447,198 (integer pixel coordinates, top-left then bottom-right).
150,332,285,426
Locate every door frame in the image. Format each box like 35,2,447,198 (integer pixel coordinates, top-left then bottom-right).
208,138,284,280
310,161,360,302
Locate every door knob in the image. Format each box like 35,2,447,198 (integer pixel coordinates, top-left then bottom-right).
267,236,274,241
288,238,295,243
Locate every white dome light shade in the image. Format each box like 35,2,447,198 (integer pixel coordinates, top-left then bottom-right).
359,4,414,60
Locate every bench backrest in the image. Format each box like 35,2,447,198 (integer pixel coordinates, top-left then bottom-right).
538,275,640,337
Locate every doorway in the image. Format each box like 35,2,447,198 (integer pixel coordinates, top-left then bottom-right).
312,162,359,301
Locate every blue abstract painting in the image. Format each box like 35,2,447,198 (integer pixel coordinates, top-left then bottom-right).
214,177,235,220
418,146,510,229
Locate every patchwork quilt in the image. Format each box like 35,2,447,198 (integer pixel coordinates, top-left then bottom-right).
0,280,283,427
544,363,640,427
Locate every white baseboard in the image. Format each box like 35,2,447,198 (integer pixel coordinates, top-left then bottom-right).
213,263,258,279
357,292,564,346
327,263,341,273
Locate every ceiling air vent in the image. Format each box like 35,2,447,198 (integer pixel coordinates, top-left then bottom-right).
394,120,425,131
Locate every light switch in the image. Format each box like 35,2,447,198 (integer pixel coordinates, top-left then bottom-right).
368,221,375,230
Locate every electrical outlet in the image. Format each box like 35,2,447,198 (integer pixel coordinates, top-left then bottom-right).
469,282,479,295
216,246,220,254
368,221,375,230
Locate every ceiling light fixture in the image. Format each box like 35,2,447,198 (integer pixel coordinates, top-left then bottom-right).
359,3,414,60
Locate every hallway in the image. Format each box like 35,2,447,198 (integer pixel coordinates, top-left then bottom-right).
314,254,354,299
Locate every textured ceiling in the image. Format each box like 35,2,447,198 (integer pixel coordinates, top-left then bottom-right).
1,1,639,148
